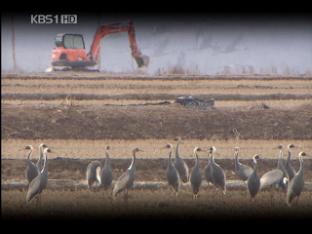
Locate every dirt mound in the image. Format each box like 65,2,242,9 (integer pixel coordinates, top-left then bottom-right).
2,104,312,140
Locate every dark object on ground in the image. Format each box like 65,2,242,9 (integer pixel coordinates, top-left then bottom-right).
175,96,215,109
248,103,270,110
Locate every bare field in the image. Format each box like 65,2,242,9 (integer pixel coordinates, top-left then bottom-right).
2,76,312,94
2,103,312,139
2,76,312,103
2,99,312,110
3,75,312,111
3,85,312,96
2,77,312,87
2,189,312,218
2,73,312,218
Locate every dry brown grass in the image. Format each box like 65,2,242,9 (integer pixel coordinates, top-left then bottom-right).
2,139,312,159
3,77,312,106
2,77,312,88
3,86,312,96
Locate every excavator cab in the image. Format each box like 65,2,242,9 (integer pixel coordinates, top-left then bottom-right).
55,34,86,49
52,33,95,69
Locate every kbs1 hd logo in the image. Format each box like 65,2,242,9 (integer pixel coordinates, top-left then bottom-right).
30,14,77,24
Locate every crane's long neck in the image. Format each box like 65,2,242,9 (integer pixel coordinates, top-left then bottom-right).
277,149,283,168
194,151,199,168
207,152,211,164
27,149,33,160
36,145,44,170
298,155,304,175
175,141,180,158
168,150,173,166
38,145,44,164
128,152,136,171
287,150,291,163
104,151,110,167
234,152,239,170
253,161,258,172
41,150,48,174
39,145,44,159
211,152,215,163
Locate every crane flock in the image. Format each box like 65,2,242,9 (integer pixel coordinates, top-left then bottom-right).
22,141,309,207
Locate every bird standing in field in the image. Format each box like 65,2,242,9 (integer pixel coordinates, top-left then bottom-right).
163,144,180,196
97,146,113,189
86,159,101,190
247,154,261,199
36,143,48,171
276,145,288,181
204,151,213,185
190,147,203,199
286,152,308,207
26,147,51,204
207,146,226,194
113,147,143,199
174,138,189,183
233,147,253,181
259,145,285,190
24,145,39,184
285,144,296,181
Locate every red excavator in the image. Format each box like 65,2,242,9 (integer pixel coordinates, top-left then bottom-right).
50,20,149,71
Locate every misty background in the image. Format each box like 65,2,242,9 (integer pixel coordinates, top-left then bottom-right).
1,14,312,75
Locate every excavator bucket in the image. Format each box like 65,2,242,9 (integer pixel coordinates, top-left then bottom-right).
134,54,150,68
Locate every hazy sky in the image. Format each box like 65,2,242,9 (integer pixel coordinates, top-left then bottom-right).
2,14,312,74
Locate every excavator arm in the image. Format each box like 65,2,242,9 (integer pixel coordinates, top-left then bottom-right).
88,21,149,68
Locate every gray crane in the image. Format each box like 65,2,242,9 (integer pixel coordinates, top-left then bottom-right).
113,147,143,199
97,146,113,189
259,145,285,190
285,144,296,180
163,144,180,196
26,147,51,204
247,154,261,199
190,147,203,199
174,138,189,183
36,143,48,171
234,147,253,181
86,151,102,190
277,145,287,175
24,145,40,184
204,152,213,185
286,152,308,206
207,146,226,194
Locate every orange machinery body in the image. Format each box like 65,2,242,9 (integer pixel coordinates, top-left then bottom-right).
51,37,95,67
51,21,149,69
